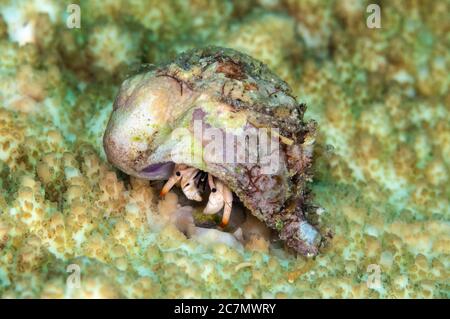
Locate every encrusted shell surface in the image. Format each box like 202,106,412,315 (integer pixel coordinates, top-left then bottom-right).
104,46,322,256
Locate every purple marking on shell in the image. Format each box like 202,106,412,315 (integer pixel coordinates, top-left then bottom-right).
140,162,175,180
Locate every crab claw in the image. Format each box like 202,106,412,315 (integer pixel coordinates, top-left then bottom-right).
160,164,185,197
160,174,181,197
203,176,225,214
220,185,233,227
180,168,202,201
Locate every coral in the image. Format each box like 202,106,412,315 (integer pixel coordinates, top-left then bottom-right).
221,12,302,83
0,0,448,298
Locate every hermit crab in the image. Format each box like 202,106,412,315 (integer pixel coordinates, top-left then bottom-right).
103,46,323,256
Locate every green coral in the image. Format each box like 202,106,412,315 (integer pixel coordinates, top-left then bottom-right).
0,0,448,298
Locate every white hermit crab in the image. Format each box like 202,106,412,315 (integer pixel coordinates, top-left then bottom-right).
159,164,233,227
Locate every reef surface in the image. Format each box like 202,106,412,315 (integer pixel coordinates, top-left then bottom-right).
0,0,448,298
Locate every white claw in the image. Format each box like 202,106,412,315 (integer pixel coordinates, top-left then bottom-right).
207,174,215,190
162,167,233,225
203,176,225,215
220,185,233,227
160,164,186,197
180,168,202,201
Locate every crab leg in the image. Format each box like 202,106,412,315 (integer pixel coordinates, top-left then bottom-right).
207,173,216,191
160,164,187,197
162,166,233,226
203,176,225,214
220,185,233,227
180,167,202,201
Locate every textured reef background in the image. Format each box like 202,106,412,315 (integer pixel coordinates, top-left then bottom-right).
0,0,448,298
